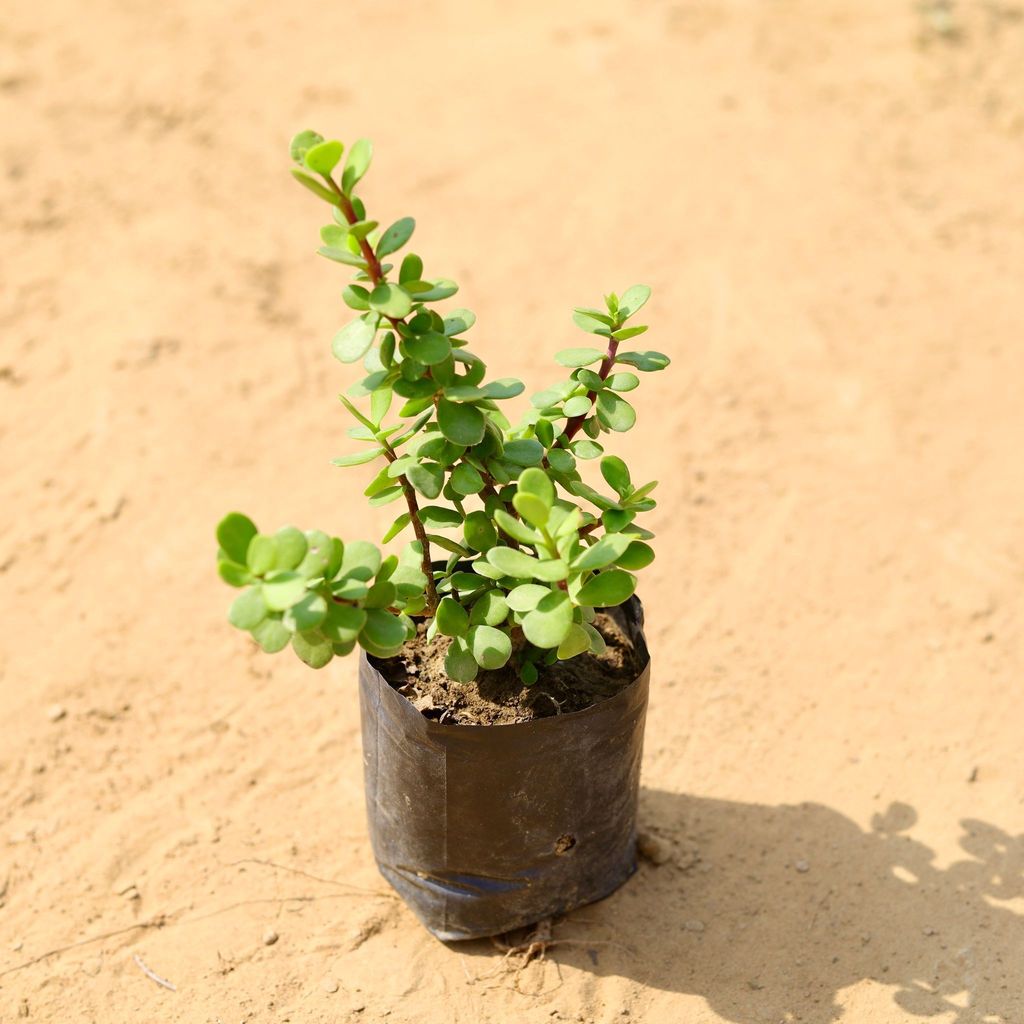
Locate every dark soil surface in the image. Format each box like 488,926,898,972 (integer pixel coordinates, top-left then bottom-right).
370,607,644,725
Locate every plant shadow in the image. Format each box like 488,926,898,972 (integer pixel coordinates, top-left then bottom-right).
459,789,1023,1022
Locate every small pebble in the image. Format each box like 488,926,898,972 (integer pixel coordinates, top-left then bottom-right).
262,928,279,946
637,832,670,865
322,977,339,994
47,704,66,723
923,926,937,936
684,919,705,932
795,859,810,873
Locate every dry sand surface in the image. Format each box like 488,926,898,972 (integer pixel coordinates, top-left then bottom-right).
3,1,1024,1021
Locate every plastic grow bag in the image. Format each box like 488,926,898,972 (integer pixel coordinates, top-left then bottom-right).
358,596,650,941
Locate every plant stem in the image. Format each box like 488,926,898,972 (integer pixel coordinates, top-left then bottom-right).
559,337,620,446
324,173,439,613
381,445,439,614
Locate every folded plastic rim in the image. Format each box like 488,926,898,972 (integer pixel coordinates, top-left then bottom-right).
358,595,651,941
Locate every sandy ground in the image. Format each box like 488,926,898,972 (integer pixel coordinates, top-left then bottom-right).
2,1,1023,1021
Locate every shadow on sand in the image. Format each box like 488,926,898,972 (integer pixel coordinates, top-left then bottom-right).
461,790,1023,1022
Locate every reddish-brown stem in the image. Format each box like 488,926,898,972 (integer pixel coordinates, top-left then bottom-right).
559,337,620,446
381,447,439,614
325,175,438,613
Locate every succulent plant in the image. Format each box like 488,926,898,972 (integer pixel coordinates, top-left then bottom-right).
215,131,670,683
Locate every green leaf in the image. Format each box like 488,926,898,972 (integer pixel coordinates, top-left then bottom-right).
486,546,541,578
321,604,367,644
616,350,670,372
360,608,407,652
437,398,485,446
469,591,509,627
519,660,539,685
369,284,412,319
217,512,258,564
612,325,648,341
576,569,637,607
582,621,607,655
444,378,524,402
246,534,276,575
382,512,412,543
618,541,655,569
377,217,415,257
443,309,476,335
571,439,604,460
513,491,549,528
618,284,651,319
400,253,423,284
547,448,575,473
606,371,640,392
297,530,333,578
332,318,377,363
284,592,328,632
218,559,252,587
517,467,555,507
292,630,334,669
419,505,463,528
332,447,385,467
426,533,470,556
290,168,341,206
317,245,366,267
451,462,486,496
304,139,343,175
339,540,382,581
406,462,444,499
333,578,369,601
555,347,606,367
557,623,591,660
502,439,545,466
573,533,634,571
600,456,632,496
289,130,324,163
469,625,512,670
435,597,469,638
410,279,458,302
347,219,379,240
263,571,308,611
533,559,569,582
229,587,267,630
463,509,497,551
507,584,549,612
522,590,573,649
251,617,291,653
273,526,308,570
445,638,478,683
404,331,451,366
563,395,594,418
596,391,637,432
493,509,539,545
573,311,612,334
342,138,373,193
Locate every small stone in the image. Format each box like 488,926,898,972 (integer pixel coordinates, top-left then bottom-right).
13,940,23,952
637,832,670,865
795,859,810,873
18,999,29,1018
262,928,279,946
322,977,339,994
923,926,937,936
684,919,705,932
47,704,66,722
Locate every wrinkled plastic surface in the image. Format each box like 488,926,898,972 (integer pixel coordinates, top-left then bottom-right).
359,597,650,941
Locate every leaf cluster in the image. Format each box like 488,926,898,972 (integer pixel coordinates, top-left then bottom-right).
216,131,671,684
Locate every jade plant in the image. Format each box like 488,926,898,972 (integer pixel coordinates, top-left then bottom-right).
215,131,670,683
